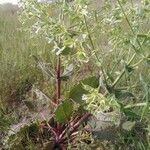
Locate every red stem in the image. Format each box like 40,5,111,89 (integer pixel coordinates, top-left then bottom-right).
59,113,91,143
56,56,62,136
56,56,61,104
69,116,81,126
70,113,91,133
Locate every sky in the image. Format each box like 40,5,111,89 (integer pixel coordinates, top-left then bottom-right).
0,0,18,4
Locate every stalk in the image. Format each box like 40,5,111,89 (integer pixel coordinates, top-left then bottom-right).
84,15,108,87
124,102,148,109
117,0,144,54
56,56,61,104
111,0,145,88
70,113,91,133
56,55,62,135
112,53,136,88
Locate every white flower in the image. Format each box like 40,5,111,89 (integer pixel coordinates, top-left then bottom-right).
82,94,88,101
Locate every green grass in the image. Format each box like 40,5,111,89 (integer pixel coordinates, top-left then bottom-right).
0,4,56,109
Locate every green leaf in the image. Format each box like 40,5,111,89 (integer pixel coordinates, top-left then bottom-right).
137,34,147,38
122,121,136,131
60,64,74,81
123,108,140,120
61,46,73,55
69,76,99,103
125,65,134,73
146,55,150,65
137,34,150,40
82,76,99,88
69,84,88,103
55,100,73,123
114,89,135,100
77,51,89,63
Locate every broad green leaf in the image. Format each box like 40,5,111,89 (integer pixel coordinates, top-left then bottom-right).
122,121,136,131
55,100,73,123
123,108,141,120
69,84,88,103
69,76,99,103
82,76,99,88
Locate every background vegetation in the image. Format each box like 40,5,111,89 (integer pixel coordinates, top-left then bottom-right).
0,0,150,149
